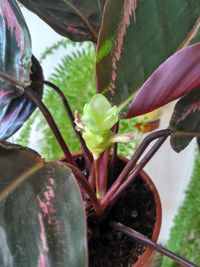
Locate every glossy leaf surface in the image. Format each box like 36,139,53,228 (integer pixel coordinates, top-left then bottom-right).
127,44,200,118
0,141,87,267
18,0,102,42
0,56,43,139
96,0,200,115
170,88,200,152
0,0,31,95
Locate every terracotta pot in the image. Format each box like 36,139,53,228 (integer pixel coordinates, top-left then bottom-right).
116,155,162,267
132,169,162,267
61,153,162,267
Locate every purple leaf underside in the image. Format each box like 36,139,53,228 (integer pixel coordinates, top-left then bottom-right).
0,56,43,140
127,43,200,118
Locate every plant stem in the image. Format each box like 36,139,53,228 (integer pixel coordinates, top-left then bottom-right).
95,159,101,199
110,122,119,170
88,162,95,189
113,222,199,267
102,129,171,206
0,71,29,88
25,87,76,166
43,80,92,170
173,130,200,138
99,149,110,198
63,162,100,213
109,135,167,207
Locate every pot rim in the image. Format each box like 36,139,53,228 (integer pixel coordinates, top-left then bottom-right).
118,154,162,267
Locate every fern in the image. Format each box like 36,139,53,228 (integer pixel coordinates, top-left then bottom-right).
39,38,80,62
17,42,95,160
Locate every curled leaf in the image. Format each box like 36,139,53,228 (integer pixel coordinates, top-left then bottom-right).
0,56,43,139
127,43,200,118
170,88,200,152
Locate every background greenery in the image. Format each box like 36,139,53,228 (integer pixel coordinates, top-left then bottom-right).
160,151,200,267
16,40,142,160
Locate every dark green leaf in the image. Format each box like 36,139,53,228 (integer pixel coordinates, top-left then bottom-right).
96,0,200,115
0,56,43,139
18,0,102,42
170,88,200,152
0,142,87,267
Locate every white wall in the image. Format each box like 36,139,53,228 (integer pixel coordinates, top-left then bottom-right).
144,102,195,242
21,7,66,78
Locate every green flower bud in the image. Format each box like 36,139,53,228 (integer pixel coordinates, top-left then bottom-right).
82,94,118,133
81,94,119,158
83,129,114,159
75,94,134,159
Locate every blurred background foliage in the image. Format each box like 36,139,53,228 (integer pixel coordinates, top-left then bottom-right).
160,152,200,267
16,40,142,160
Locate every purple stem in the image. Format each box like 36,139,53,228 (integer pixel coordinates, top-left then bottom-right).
25,87,76,166
94,159,100,199
102,129,171,206
110,122,119,170
0,71,27,87
113,223,199,267
63,162,100,213
109,136,167,206
88,162,95,189
98,149,110,199
43,80,92,170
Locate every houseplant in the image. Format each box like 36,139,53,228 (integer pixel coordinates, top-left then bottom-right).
1,0,200,266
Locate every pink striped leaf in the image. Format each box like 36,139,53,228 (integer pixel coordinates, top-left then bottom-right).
0,0,40,139
0,0,31,94
170,88,200,152
127,44,200,118
96,0,200,115
18,0,102,42
0,56,43,140
0,142,87,267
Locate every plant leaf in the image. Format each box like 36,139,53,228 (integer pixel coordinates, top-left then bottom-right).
0,141,87,267
0,0,37,139
96,0,200,115
127,43,200,118
0,56,43,139
0,0,31,94
170,88,200,152
18,0,102,42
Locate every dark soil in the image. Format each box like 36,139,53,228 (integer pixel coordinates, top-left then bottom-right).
75,156,157,267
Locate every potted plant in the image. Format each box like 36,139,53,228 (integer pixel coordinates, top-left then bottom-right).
1,1,200,266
